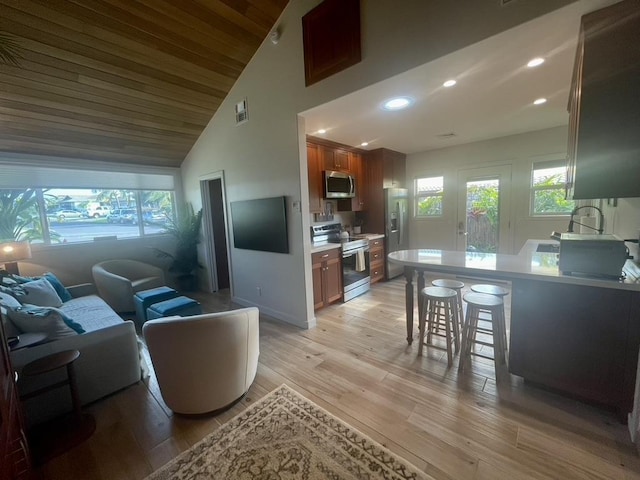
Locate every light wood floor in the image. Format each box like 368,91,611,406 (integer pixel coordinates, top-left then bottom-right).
36,276,640,480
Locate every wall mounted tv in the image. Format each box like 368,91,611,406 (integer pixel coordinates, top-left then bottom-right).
230,196,289,254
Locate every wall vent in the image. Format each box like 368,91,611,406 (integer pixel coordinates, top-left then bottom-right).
235,98,248,125
436,132,457,139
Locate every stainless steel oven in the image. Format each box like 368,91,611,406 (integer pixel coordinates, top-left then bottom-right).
341,239,370,302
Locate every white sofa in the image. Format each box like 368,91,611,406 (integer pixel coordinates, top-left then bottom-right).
143,307,259,414
92,259,165,313
7,283,145,426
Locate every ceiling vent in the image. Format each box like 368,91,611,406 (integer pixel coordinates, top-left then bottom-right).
436,132,457,139
235,98,248,125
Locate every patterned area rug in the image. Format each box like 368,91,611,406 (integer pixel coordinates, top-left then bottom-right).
146,384,431,480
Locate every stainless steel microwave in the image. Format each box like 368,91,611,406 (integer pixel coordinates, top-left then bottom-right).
324,170,355,198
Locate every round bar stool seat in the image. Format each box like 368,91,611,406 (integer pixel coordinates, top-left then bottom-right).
418,286,459,367
432,279,464,338
470,284,509,297
459,292,507,380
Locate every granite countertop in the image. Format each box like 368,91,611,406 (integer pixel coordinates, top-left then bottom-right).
310,243,341,254
388,239,640,291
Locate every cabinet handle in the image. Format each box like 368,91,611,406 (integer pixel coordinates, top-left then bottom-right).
322,254,329,258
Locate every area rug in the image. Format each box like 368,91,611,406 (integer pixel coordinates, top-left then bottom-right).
146,384,431,480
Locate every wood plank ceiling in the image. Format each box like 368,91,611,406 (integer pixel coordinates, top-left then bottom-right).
0,0,288,168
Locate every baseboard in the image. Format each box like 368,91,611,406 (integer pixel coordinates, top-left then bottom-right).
231,296,313,329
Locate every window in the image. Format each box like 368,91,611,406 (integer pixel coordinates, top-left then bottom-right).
531,161,575,216
415,176,444,217
1,186,175,245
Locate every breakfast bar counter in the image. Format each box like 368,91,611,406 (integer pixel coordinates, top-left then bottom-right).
389,241,640,418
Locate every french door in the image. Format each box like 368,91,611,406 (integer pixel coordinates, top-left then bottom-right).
456,166,512,254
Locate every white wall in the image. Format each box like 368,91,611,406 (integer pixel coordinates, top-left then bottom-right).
406,126,572,254
603,198,640,263
179,0,576,328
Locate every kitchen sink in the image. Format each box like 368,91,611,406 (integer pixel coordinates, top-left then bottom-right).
536,243,560,253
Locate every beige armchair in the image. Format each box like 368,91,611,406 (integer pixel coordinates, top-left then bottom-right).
142,307,259,414
92,259,165,312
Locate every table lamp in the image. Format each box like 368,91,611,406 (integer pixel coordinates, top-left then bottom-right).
0,241,32,276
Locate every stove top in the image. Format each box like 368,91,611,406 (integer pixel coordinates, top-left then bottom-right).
311,223,369,252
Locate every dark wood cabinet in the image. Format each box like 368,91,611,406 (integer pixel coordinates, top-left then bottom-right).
509,278,640,417
312,248,343,310
567,0,640,199
369,237,385,284
307,143,324,213
321,146,350,172
1,317,32,479
362,148,406,235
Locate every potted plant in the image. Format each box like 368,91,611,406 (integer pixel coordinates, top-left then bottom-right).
154,204,203,292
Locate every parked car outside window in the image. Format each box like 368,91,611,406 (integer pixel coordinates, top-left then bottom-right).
47,209,86,222
86,205,111,218
107,208,138,224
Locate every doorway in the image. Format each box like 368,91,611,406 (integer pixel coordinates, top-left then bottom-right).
456,166,512,253
200,174,231,292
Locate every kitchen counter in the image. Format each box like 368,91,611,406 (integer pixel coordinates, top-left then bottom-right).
388,240,640,418
388,239,640,292
310,242,341,254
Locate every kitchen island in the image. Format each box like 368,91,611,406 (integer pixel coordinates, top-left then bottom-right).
389,241,640,418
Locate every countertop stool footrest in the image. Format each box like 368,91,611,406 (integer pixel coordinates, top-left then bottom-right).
431,279,465,337
146,296,202,320
134,286,180,325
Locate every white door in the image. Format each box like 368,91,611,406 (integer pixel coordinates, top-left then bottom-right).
456,166,512,253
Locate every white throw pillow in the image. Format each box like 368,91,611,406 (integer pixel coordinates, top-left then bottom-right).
8,304,77,340
19,278,63,307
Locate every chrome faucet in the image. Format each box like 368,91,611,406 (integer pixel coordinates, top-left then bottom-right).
567,205,604,234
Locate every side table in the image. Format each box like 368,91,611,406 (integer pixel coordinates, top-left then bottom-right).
8,332,48,351
20,349,96,465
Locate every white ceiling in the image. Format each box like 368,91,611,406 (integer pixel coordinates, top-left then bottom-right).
301,0,616,155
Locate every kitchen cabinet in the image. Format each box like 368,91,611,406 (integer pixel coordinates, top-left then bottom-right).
369,237,385,284
307,142,324,213
321,146,351,172
0,317,32,479
509,277,640,417
337,152,365,212
566,0,640,199
312,248,343,310
362,148,407,235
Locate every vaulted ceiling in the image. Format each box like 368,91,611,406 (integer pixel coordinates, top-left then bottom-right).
0,0,288,168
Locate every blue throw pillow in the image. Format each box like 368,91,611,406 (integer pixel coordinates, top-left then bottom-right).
43,272,73,303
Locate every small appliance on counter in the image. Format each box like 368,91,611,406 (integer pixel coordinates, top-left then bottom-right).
558,233,629,278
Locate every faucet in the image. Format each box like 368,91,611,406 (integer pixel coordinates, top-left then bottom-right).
567,205,604,234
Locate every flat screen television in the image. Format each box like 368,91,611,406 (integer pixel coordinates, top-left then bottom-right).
230,196,289,254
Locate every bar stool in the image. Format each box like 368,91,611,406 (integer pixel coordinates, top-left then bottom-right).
470,284,509,362
459,292,507,380
418,286,459,367
431,279,464,339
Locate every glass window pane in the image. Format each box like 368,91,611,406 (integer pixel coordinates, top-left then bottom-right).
0,188,44,243
416,196,443,216
533,166,566,187
416,176,444,194
141,191,175,235
533,189,574,215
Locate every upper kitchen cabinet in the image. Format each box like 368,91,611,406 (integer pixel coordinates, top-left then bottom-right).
307,142,324,213
321,146,351,172
567,0,640,199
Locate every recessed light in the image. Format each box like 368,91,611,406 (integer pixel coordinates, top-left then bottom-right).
317,129,326,134
443,79,457,87
382,97,413,111
527,57,545,68
360,142,369,147
533,98,547,105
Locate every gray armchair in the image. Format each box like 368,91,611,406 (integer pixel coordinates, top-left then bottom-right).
92,259,165,312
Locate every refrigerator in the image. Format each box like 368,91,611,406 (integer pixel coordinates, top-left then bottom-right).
384,187,409,279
